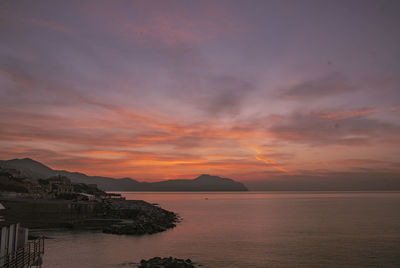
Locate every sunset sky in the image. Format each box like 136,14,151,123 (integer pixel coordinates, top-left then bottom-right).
1,0,399,184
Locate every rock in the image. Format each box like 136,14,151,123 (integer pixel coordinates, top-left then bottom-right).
101,200,179,235
138,257,195,268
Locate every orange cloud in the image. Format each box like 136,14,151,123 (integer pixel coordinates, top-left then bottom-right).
0,103,290,180
312,108,375,120
82,1,235,46
249,147,291,174
390,106,400,112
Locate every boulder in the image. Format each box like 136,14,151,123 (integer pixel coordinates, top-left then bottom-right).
139,257,195,268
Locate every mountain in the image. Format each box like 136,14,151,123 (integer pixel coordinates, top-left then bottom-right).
1,158,55,178
0,158,248,191
134,174,248,191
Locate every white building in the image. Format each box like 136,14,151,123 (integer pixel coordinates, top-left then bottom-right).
0,203,4,222
0,202,44,267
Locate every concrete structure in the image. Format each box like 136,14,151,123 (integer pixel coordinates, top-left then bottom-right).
0,203,4,222
0,223,28,257
0,223,32,266
78,193,95,201
104,193,126,200
0,203,44,267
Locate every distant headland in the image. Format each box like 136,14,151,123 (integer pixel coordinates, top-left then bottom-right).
0,158,248,192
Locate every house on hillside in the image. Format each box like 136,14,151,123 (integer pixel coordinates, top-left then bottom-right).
47,175,74,195
47,175,71,185
87,184,98,189
77,193,95,201
104,193,125,200
23,180,52,195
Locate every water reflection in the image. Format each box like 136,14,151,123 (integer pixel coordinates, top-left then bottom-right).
42,192,400,267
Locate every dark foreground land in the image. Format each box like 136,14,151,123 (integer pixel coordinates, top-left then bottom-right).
0,197,179,235
139,257,195,268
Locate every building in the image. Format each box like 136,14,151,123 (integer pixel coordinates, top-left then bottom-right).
24,180,51,195
0,203,4,222
104,193,125,200
77,193,95,201
0,203,44,267
0,223,28,259
47,175,71,186
52,183,74,195
47,175,74,195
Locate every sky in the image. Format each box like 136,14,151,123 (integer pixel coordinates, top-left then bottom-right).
1,0,400,186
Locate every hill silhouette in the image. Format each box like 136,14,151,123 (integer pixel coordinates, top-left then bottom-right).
0,158,248,191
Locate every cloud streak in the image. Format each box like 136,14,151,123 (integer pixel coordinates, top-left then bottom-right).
281,73,356,99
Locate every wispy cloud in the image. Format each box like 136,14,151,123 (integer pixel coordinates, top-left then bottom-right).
311,107,375,120
0,6,75,35
281,73,356,99
82,0,235,47
268,111,400,146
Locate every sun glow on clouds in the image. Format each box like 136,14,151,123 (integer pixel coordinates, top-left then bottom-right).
312,108,376,120
250,147,290,174
0,105,291,179
0,1,400,182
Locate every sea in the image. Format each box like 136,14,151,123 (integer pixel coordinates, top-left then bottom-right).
40,191,400,267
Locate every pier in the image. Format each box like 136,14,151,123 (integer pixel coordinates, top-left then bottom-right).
0,237,44,268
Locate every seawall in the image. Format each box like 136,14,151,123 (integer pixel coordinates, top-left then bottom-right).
0,198,101,229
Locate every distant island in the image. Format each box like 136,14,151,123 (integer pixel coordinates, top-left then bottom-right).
0,158,248,192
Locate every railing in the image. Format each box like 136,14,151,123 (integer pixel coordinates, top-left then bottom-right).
0,237,44,268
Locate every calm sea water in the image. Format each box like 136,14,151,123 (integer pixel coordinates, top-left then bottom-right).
40,192,400,267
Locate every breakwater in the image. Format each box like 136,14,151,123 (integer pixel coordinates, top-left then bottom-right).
1,198,99,229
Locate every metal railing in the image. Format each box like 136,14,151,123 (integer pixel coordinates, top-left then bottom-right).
0,237,44,268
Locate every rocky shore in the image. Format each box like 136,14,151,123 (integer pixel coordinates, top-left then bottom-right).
139,257,195,268
101,199,179,235
0,197,179,235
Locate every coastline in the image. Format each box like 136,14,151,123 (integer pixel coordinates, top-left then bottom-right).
29,192,400,267
0,197,180,235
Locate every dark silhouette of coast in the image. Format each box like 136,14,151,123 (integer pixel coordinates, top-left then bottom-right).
0,158,248,191
0,197,179,235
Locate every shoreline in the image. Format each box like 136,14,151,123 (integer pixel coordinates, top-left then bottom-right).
0,197,180,235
